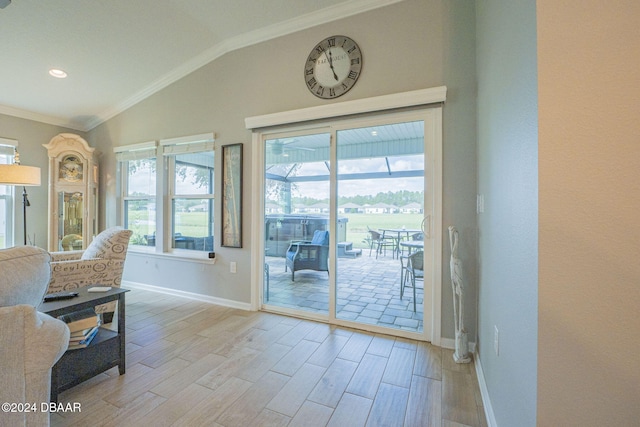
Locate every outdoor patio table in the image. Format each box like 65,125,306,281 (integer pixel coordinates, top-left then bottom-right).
400,240,424,255
379,228,422,258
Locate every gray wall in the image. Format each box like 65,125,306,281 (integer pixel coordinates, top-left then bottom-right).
476,0,538,426
88,0,477,340
0,114,87,249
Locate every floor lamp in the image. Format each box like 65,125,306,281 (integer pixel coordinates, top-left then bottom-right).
0,149,41,245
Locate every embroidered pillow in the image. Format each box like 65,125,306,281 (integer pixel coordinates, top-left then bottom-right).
81,227,132,260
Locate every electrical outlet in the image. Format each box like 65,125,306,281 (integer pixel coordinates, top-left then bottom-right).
230,261,237,273
494,325,499,356
477,194,485,213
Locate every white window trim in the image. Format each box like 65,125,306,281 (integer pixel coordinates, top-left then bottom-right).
0,138,18,248
246,87,445,345
160,133,215,259
115,141,158,254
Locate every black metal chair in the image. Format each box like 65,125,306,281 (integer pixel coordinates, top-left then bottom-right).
402,250,424,312
367,227,395,259
285,230,330,280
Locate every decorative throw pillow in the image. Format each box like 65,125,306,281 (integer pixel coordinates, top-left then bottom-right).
81,227,132,260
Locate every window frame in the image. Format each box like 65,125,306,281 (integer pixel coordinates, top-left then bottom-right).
0,138,17,248
161,133,215,257
115,141,158,253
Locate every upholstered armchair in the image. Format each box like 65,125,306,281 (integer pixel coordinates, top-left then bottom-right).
48,227,132,322
0,246,69,427
285,230,330,280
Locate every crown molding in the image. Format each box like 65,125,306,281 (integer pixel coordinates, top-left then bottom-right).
0,104,86,132
85,0,404,131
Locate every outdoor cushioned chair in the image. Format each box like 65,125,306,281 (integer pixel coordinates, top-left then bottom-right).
48,226,133,322
0,246,69,427
285,230,330,280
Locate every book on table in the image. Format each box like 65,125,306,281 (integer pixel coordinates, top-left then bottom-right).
69,326,99,342
67,326,100,350
58,307,100,333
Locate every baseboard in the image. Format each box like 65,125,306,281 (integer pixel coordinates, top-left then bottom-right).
474,350,498,427
121,280,253,311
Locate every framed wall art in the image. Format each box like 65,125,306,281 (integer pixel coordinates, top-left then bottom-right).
221,143,243,247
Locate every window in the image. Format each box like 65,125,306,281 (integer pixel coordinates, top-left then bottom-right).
116,134,215,257
0,139,17,248
161,134,215,253
115,141,157,248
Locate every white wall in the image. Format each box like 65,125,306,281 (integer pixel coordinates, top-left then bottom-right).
537,1,640,424
476,0,538,425
88,0,478,340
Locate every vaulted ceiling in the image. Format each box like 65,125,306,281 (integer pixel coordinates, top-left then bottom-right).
0,0,399,132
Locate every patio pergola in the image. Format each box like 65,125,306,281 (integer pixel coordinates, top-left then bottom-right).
265,121,425,214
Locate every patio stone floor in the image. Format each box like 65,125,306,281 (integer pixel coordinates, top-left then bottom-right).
264,251,424,333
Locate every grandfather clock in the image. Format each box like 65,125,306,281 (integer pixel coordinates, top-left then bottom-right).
43,133,99,252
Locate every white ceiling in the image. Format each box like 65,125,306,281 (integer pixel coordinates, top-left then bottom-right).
0,0,398,132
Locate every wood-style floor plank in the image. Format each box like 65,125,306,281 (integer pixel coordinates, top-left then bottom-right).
442,369,481,427
365,382,410,427
50,288,486,427
307,358,359,408
326,392,373,427
289,401,334,427
405,374,442,427
382,346,416,388
265,363,326,417
214,371,290,427
345,353,388,399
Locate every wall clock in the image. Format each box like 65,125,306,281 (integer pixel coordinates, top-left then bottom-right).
304,35,362,99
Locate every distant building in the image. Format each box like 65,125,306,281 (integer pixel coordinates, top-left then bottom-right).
265,202,283,214
363,203,398,214
307,203,329,214
338,202,363,214
400,202,423,214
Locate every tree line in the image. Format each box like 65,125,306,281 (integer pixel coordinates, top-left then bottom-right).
294,190,423,207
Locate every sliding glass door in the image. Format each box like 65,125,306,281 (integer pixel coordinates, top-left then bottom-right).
259,109,437,340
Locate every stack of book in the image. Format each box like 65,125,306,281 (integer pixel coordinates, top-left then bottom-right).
58,308,101,350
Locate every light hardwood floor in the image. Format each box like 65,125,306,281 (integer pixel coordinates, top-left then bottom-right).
51,288,487,427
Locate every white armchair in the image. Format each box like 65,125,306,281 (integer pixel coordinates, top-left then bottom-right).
0,246,69,427
48,227,133,322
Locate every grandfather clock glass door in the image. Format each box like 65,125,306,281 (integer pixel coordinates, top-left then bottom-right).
58,192,84,251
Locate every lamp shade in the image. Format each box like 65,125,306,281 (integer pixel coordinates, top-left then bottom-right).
0,164,41,186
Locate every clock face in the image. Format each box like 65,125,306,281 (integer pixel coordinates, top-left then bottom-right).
60,155,83,182
304,35,362,99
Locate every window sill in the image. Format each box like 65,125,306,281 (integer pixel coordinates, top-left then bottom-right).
128,247,216,264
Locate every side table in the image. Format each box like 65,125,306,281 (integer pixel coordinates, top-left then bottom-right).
39,287,129,402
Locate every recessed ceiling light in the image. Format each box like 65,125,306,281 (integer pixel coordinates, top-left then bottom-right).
49,69,68,79
371,131,378,136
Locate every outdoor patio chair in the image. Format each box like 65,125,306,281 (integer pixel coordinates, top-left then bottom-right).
402,250,424,312
367,227,396,259
285,230,330,280
400,231,425,256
